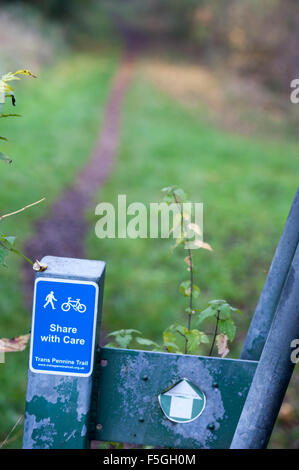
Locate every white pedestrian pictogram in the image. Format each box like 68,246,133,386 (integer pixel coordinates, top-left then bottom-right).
43,291,57,310
61,297,86,313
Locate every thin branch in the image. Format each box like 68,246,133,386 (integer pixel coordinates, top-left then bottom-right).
0,415,23,449
187,247,193,327
0,197,45,222
1,429,23,447
172,191,194,354
209,310,220,356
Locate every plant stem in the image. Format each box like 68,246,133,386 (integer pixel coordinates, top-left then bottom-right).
188,247,193,330
209,309,220,356
172,191,194,354
0,415,23,449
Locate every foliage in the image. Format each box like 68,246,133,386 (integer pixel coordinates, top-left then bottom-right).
0,334,30,353
0,67,43,447
3,0,296,91
105,329,159,350
0,69,42,268
105,185,241,358
0,52,118,448
159,186,241,357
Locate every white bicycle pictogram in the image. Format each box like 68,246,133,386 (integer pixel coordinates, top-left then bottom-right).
61,297,86,313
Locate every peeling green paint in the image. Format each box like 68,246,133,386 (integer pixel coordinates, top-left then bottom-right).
23,256,106,449
93,348,257,449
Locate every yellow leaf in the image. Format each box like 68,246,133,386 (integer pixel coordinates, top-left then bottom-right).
0,72,19,82
0,334,30,353
0,81,14,92
14,69,37,78
184,255,192,266
33,259,48,272
188,222,202,236
193,239,213,251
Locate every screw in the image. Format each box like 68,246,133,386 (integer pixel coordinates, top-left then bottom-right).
100,359,108,367
213,383,219,388
207,423,215,431
138,418,144,423
96,423,103,431
142,375,148,381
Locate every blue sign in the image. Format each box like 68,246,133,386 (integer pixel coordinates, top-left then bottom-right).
29,277,99,377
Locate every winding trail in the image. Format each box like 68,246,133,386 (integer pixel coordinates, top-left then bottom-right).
22,51,135,309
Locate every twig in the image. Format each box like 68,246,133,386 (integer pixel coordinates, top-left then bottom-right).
0,197,45,221
0,415,24,449
172,192,194,354
209,310,220,356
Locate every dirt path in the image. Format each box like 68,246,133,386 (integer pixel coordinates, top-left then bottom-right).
22,51,135,310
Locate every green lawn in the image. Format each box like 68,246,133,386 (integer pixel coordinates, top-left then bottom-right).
88,76,298,342
0,51,117,447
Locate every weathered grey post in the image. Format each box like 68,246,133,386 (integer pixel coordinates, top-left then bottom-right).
241,187,299,361
231,242,299,448
23,256,105,449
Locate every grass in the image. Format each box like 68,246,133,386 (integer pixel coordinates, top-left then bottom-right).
87,74,299,448
88,76,298,341
1,49,298,448
0,51,118,448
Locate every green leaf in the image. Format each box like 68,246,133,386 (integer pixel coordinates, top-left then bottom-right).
171,236,185,251
104,342,116,348
107,329,142,349
197,306,218,325
179,280,190,296
163,329,177,345
179,280,200,297
163,341,182,353
185,307,196,315
162,194,173,205
201,333,210,344
185,329,209,354
0,235,15,266
136,337,159,348
231,307,243,315
107,329,141,337
0,113,22,118
0,152,12,164
218,319,236,342
173,187,188,202
2,236,16,247
115,333,132,348
161,185,177,194
218,303,231,319
161,186,188,204
0,246,9,267
0,234,32,266
208,299,226,306
192,284,200,298
175,324,187,337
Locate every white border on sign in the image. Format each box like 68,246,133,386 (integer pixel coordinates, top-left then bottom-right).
29,277,99,378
